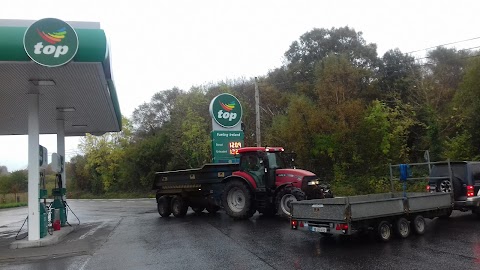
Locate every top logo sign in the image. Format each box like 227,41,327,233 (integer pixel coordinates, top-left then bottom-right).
23,18,79,67
209,93,243,128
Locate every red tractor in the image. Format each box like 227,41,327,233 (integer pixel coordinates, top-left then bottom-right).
153,147,332,219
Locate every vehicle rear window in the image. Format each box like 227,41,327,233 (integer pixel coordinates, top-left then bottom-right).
431,164,467,182
471,164,480,181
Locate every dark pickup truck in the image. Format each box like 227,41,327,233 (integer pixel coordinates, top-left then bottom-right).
428,161,480,216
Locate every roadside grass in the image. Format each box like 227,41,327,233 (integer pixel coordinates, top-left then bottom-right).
0,202,28,209
67,191,155,199
0,191,155,209
0,193,28,209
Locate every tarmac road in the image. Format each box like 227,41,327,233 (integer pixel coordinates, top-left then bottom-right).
1,199,480,270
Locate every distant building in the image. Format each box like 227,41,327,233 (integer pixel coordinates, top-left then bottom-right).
0,166,9,176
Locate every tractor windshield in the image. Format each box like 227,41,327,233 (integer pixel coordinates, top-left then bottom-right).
267,152,286,169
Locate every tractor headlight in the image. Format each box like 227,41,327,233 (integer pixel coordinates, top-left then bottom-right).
307,180,320,186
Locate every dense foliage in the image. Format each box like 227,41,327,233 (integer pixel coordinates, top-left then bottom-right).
33,27,480,196
0,169,28,201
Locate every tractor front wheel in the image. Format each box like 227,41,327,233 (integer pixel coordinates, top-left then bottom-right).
276,186,305,218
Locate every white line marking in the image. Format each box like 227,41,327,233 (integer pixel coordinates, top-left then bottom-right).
77,257,91,270
79,222,107,240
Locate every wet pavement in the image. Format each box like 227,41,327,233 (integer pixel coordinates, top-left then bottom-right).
1,199,480,269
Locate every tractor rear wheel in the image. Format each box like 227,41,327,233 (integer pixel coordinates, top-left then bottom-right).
222,180,255,219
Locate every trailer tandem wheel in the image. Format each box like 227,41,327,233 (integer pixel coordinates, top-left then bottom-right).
157,196,172,218
394,217,411,238
171,196,188,218
376,221,392,242
411,215,426,235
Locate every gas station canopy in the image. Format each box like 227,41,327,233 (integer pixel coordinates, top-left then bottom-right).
0,18,122,242
0,19,121,136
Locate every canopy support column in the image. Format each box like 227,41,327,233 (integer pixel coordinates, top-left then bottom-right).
57,119,66,199
27,92,40,241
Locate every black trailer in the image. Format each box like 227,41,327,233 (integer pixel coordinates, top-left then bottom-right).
153,163,238,217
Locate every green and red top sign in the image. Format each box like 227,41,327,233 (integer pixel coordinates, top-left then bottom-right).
23,18,78,67
209,93,243,128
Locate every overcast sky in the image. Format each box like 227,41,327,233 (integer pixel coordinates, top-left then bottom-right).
1,0,479,171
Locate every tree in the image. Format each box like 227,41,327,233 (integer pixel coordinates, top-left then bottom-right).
446,57,480,159
0,175,9,203
378,49,421,104
79,116,132,193
315,53,372,107
422,47,470,117
66,154,90,191
132,88,182,138
168,88,211,169
120,130,172,191
266,94,333,174
182,108,211,168
168,107,211,169
284,26,378,98
8,170,28,201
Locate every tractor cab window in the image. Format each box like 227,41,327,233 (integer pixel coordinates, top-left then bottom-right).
267,152,286,169
240,154,263,172
240,153,265,187
247,155,261,171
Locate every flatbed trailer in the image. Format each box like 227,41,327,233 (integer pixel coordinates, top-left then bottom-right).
290,161,455,241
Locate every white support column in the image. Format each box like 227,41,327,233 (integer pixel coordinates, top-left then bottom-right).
27,93,40,241
56,119,66,199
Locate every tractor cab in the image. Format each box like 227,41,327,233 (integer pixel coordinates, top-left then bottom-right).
238,147,286,189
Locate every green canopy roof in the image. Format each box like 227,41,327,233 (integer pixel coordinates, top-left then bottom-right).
0,20,121,136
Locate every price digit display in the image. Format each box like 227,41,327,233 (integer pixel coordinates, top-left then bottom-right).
229,142,242,155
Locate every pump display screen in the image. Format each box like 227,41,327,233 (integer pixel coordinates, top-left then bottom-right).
229,142,242,155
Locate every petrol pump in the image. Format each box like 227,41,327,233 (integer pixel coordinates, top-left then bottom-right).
39,145,48,238
51,153,66,227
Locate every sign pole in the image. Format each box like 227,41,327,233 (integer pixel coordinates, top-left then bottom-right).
254,77,261,147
